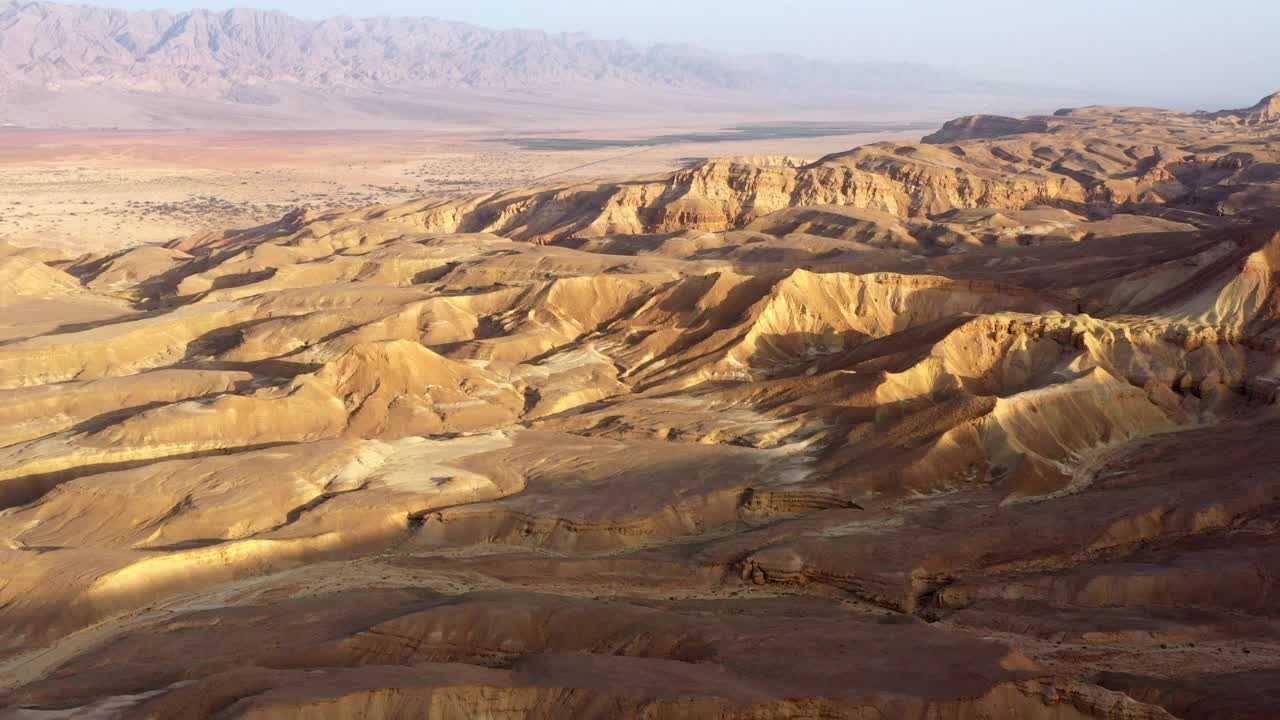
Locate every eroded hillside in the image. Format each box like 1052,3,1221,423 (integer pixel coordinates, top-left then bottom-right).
3,95,1280,719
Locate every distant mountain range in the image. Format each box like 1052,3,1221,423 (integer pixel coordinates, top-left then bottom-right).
0,1,1073,129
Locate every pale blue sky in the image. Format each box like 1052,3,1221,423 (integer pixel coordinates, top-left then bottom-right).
101,0,1278,106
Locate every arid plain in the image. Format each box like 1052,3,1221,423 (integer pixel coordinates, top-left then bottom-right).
0,125,924,252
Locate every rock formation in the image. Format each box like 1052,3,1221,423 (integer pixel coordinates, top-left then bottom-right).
921,114,1052,143
1209,91,1280,126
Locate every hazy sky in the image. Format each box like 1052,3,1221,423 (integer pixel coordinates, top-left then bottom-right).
102,0,1278,106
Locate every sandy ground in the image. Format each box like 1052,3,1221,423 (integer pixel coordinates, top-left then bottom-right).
0,126,922,254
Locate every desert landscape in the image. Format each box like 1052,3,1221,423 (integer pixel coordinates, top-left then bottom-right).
3,87,1280,717
3,1,1280,719
0,123,924,252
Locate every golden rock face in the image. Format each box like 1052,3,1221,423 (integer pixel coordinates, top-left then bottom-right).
3,97,1280,719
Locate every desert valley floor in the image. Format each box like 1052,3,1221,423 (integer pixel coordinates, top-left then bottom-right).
2,94,1280,718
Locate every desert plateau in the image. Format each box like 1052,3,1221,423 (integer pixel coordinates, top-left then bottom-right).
3,1,1280,718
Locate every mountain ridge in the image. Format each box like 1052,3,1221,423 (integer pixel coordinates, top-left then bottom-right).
0,0,1066,129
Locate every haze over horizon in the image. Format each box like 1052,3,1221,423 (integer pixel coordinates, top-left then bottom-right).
91,0,1279,107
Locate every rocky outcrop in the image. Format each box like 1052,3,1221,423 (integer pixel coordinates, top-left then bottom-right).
922,114,1052,143
1210,91,1280,126
398,152,1089,245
